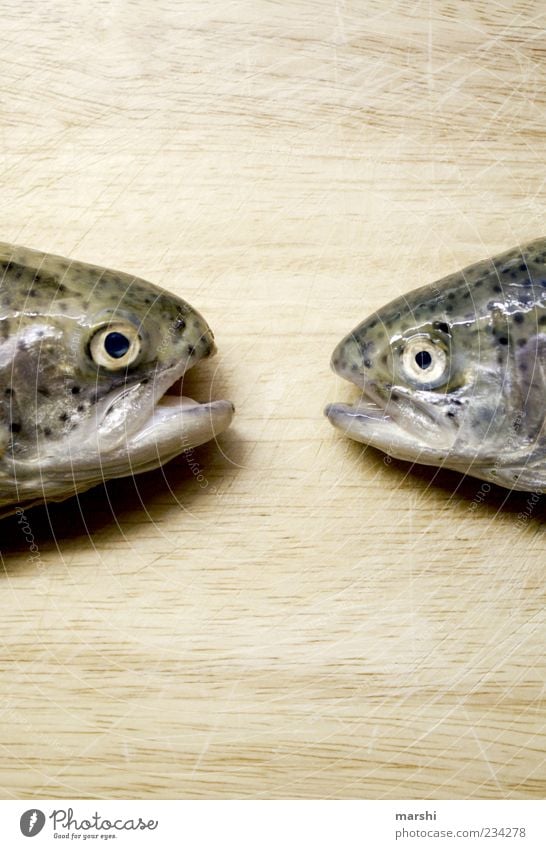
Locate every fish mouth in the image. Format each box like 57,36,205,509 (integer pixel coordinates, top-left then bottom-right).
325,380,458,465
90,350,234,476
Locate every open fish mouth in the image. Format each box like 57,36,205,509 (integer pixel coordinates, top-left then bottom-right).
85,348,235,477
325,382,458,465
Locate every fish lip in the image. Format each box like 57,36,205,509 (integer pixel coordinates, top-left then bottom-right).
325,379,390,419
325,381,395,444
325,379,459,463
325,399,389,422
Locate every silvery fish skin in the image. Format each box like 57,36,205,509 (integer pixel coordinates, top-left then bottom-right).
0,243,234,515
326,239,546,492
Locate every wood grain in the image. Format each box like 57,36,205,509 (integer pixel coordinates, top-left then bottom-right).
0,0,545,799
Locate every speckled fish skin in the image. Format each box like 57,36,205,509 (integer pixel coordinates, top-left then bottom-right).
326,239,546,492
0,242,234,515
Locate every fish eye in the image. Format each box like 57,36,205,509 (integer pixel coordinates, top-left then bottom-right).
400,336,448,386
89,322,141,370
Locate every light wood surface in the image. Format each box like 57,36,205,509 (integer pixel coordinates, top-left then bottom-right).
0,0,545,800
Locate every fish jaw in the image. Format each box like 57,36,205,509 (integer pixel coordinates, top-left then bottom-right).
325,393,457,466
88,394,235,480
90,348,235,476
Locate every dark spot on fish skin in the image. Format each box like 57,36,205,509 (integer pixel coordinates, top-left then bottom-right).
44,427,52,437
369,319,377,329
381,354,388,365
493,284,502,293
446,411,455,418
71,385,80,394
77,404,85,412
539,316,546,325
10,422,21,433
513,312,525,324
448,292,456,300
391,392,399,402
173,317,186,332
4,387,12,396
434,321,450,334
519,263,527,272
59,412,69,422
498,336,508,346
187,345,196,357
364,359,372,368
37,386,50,396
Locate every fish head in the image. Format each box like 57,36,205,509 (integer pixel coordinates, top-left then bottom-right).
3,252,234,505
326,277,524,478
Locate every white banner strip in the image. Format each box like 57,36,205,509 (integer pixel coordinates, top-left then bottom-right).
1,800,544,848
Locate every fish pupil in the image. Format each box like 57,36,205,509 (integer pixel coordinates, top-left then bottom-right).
104,331,130,359
415,350,432,370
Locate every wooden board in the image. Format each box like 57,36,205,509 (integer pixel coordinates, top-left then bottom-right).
0,0,545,799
